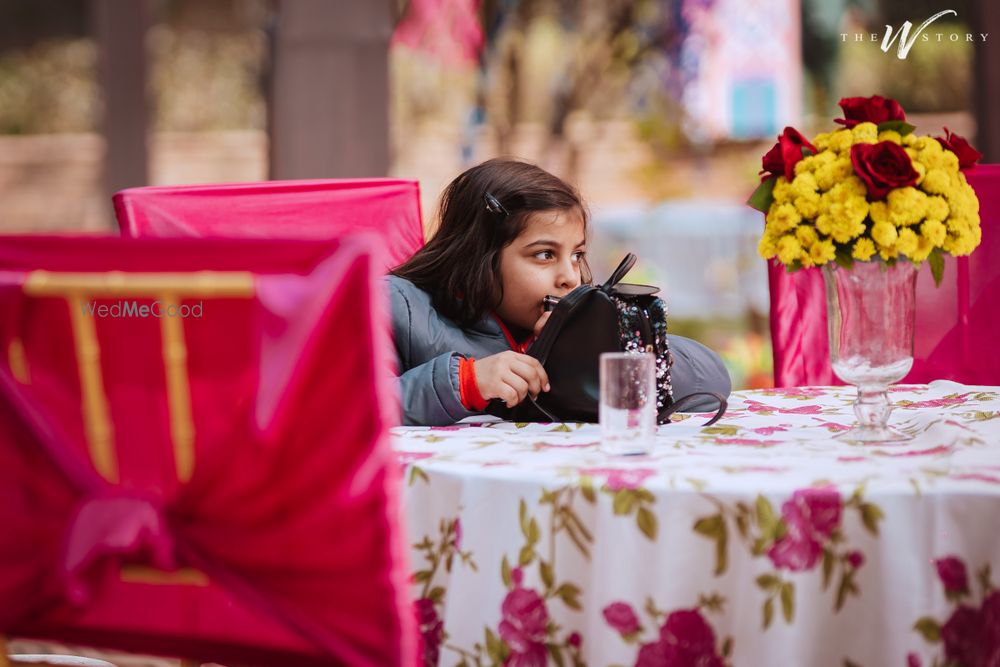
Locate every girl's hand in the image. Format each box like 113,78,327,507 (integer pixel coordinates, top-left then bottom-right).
474,351,550,407
532,311,552,337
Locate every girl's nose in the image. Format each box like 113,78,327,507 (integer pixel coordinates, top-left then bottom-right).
556,259,581,290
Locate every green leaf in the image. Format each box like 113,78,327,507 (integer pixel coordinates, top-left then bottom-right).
843,660,862,667
929,250,945,287
519,499,529,535
413,570,432,584
613,489,636,516
756,574,781,590
756,495,777,535
735,513,749,539
501,555,512,589
636,506,658,540
693,514,724,539
722,637,733,658
834,245,855,270
748,176,777,213
408,465,429,486
519,544,535,567
913,616,942,643
485,627,504,662
635,488,656,503
428,586,445,603
548,644,566,667
540,559,554,590
822,548,834,590
763,597,774,629
860,503,884,536
780,582,795,623
528,518,541,544
579,477,596,503
714,522,729,576
877,120,916,136
556,583,582,610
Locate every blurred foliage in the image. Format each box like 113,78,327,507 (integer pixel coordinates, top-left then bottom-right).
838,20,972,112
149,25,266,132
0,0,267,135
0,39,96,134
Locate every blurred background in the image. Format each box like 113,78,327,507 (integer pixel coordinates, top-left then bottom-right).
0,0,997,395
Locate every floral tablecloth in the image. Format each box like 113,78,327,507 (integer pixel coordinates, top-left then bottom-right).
393,381,1000,667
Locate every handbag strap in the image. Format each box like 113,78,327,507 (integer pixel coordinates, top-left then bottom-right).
659,392,728,426
602,253,637,290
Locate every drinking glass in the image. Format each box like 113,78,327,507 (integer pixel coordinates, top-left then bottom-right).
599,352,656,455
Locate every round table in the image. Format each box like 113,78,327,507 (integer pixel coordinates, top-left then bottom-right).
394,381,1000,667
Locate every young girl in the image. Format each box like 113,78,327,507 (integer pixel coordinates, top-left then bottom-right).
388,158,731,426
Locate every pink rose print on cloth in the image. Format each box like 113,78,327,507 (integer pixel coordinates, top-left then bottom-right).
767,486,842,572
897,393,971,409
499,587,549,667
604,601,642,637
603,600,731,667
744,399,824,415
694,485,881,628
913,555,999,667
415,597,444,667
579,467,656,491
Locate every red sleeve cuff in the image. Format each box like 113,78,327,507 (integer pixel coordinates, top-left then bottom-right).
458,357,489,411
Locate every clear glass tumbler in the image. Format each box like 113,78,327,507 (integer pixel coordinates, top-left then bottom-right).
599,352,657,455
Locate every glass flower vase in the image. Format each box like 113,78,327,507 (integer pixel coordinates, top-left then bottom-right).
822,260,918,444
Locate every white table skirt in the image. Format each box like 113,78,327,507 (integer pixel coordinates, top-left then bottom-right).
394,381,1000,667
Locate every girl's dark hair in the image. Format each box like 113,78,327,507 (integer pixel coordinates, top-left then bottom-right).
392,158,590,326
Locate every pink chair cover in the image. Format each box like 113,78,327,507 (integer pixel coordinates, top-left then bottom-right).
0,235,416,666
113,178,424,271
768,164,1000,387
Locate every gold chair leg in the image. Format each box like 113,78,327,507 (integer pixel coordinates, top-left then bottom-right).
0,635,10,667
179,661,200,667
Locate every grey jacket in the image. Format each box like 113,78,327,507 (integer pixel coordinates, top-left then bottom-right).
387,275,731,426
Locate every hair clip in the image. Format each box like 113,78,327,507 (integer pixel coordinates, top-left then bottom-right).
484,191,510,218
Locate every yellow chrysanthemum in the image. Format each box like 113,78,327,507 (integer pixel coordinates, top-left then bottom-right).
809,239,837,265
790,172,819,198
896,228,919,257
828,130,854,154
920,219,947,247
794,192,821,219
813,132,831,151
926,196,949,221
902,133,918,147
794,224,819,248
869,201,891,226
766,202,802,234
922,169,950,195
851,237,877,261
887,187,928,227
871,221,898,248
777,235,805,265
878,245,899,261
851,122,878,145
877,130,902,144
917,138,945,169
771,177,792,205
911,234,936,262
758,230,779,259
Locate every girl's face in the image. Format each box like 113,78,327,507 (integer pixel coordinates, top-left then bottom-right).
495,208,586,332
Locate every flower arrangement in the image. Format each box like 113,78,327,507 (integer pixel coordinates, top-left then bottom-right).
750,95,983,285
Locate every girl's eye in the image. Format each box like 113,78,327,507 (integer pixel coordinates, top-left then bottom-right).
572,251,586,262
534,250,555,260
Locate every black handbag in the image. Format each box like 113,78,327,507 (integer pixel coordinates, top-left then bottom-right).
487,254,727,425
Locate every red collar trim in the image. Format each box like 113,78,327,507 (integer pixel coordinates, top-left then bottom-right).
492,313,535,353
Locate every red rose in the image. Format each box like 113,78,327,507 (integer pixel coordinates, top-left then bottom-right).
850,141,920,200
835,95,906,128
760,127,816,181
602,601,642,636
936,127,983,170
